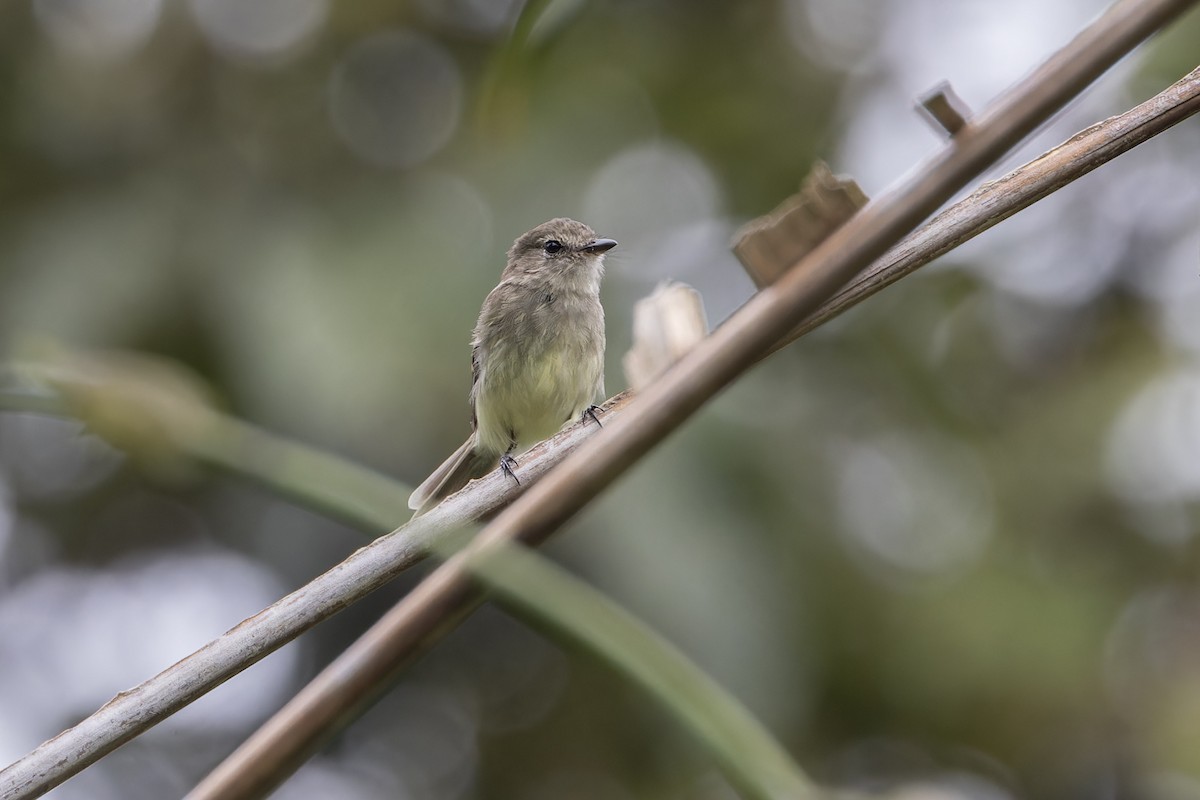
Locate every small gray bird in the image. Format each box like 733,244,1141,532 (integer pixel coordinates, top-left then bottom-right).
409,218,616,516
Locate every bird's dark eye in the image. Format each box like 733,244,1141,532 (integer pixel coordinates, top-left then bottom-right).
543,239,563,254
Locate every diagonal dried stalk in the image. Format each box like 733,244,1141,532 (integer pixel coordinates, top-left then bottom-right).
185,3,1200,798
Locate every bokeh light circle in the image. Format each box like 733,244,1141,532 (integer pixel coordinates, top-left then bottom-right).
34,0,164,60
1107,369,1200,507
329,30,463,169
189,0,328,63
834,431,995,581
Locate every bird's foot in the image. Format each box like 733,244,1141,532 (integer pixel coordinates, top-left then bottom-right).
500,454,520,485
583,405,603,428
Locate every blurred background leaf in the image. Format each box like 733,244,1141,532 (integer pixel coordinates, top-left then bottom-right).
1,1,1199,798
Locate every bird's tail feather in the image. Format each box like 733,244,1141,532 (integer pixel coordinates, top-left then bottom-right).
408,434,498,516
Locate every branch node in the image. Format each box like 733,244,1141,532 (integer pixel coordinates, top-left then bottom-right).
732,162,869,289
918,80,973,137
623,282,709,391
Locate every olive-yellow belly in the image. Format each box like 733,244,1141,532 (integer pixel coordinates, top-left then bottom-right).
473,331,601,457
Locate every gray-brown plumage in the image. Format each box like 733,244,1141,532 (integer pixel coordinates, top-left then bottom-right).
409,218,615,516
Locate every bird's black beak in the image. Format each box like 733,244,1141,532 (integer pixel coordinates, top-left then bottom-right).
583,238,618,253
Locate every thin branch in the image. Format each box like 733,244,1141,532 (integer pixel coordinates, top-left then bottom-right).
186,2,1200,797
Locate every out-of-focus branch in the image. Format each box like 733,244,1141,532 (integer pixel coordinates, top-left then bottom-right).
191,415,412,531
5,348,412,531
187,2,1200,798
454,540,818,800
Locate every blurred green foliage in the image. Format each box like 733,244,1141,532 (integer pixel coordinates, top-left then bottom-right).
1,1,1200,799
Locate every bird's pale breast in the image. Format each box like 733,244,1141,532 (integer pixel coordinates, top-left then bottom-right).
473,289,603,457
